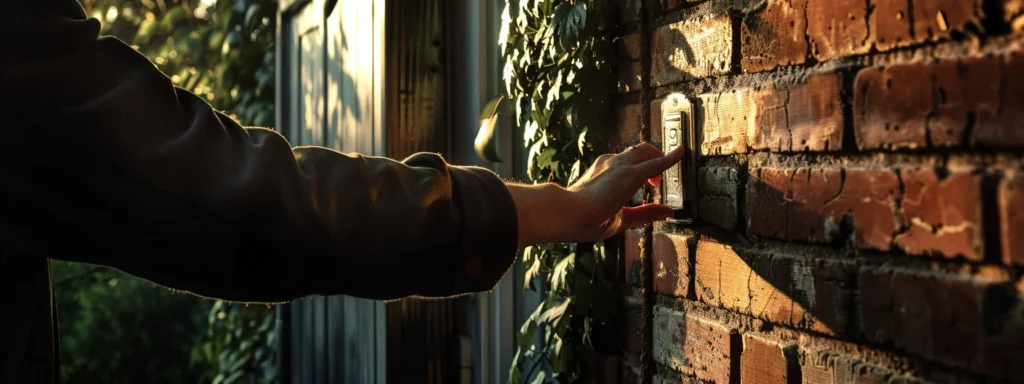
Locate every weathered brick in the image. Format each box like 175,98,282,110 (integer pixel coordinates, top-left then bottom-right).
741,334,795,384
870,0,912,51
801,348,912,384
872,0,982,51
894,168,984,261
650,97,664,144
694,240,855,335
699,73,843,155
699,166,740,230
748,167,901,250
855,52,1024,150
975,51,1024,148
806,0,870,61
907,0,981,45
853,55,1001,150
653,307,735,383
750,73,845,152
653,232,691,298
699,88,754,155
746,167,791,239
613,103,642,152
982,277,1024,382
623,228,642,286
1001,172,1024,266
859,265,1012,375
652,13,735,86
741,0,808,73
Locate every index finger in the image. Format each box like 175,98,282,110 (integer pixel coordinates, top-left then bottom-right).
634,143,684,180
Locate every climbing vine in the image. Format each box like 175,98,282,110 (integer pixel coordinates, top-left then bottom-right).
482,0,623,382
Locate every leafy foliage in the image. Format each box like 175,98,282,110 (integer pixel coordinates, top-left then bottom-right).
54,0,277,382
495,0,618,382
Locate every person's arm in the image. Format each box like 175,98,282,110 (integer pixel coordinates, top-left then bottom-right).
2,2,518,303
2,2,682,304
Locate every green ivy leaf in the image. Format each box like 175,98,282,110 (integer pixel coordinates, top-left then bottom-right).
550,2,586,49
550,253,575,292
568,159,581,185
536,148,557,170
529,371,547,384
576,127,588,154
541,298,571,325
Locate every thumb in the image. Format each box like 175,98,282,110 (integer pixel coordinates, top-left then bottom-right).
619,204,674,230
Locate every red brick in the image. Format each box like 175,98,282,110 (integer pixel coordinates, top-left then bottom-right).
652,13,735,86
701,73,843,155
741,0,808,73
975,51,1024,148
748,167,901,250
623,228,642,286
806,0,871,61
894,168,984,261
782,73,844,152
653,307,734,383
872,0,982,51
870,0,912,51
741,334,795,384
800,348,904,384
694,240,855,335
907,0,981,45
699,88,754,155
650,97,664,144
653,232,691,297
749,73,844,152
1001,172,1024,266
855,51,1024,150
859,266,1013,375
746,167,792,239
853,55,1001,150
983,277,1024,382
613,103,642,152
698,167,740,230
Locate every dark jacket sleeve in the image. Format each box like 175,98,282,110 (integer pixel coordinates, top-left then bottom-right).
0,2,519,303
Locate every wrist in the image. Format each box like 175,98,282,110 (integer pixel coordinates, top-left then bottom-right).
508,182,576,247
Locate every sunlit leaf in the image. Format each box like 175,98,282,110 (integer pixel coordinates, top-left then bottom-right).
550,253,575,292
568,159,581,185
540,298,571,327
529,371,547,384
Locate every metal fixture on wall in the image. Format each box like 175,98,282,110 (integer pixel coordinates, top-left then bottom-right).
660,93,700,225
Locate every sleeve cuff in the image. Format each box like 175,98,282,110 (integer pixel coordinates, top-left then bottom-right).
447,165,520,294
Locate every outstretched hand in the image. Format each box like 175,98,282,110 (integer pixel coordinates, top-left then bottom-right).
509,142,685,247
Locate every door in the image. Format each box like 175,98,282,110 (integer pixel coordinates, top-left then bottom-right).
277,0,387,383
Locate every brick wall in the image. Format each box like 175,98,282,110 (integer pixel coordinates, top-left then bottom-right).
605,0,1024,383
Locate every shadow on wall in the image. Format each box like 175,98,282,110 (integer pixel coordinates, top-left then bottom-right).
630,175,1024,383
